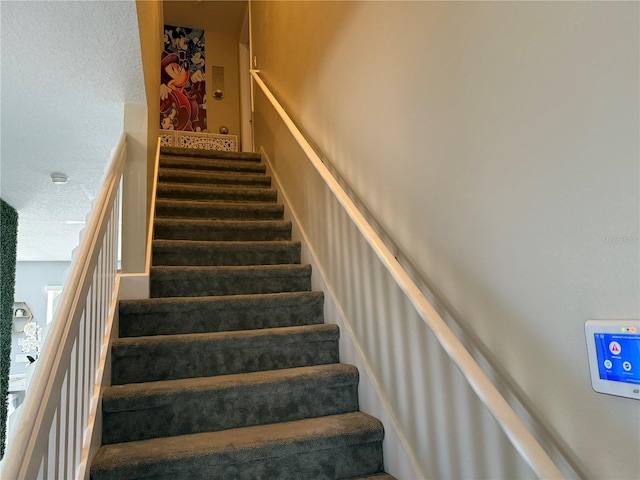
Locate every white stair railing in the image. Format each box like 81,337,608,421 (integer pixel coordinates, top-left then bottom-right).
250,70,565,480
1,134,127,480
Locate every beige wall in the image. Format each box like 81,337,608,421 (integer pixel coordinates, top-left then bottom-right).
201,30,240,137
254,88,535,479
118,0,162,271
122,103,148,272
163,1,243,138
251,2,639,479
135,0,163,221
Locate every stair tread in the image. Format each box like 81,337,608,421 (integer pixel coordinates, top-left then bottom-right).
155,198,282,209
160,147,261,161
155,199,284,221
153,219,292,241
157,183,277,202
120,291,323,314
159,167,270,181
159,166,265,175
101,363,360,444
103,363,358,411
344,474,397,480
151,263,311,277
160,157,266,173
152,240,301,266
154,218,290,229
111,324,339,384
112,323,338,349
153,239,299,249
91,412,383,474
118,291,324,337
157,183,274,192
150,265,311,297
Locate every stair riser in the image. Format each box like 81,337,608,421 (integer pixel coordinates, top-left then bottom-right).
119,294,324,337
155,203,283,221
160,148,261,162
156,186,277,203
349,475,397,480
158,171,271,188
154,224,292,242
111,338,339,384
152,244,301,266
160,161,266,174
103,380,358,444
150,271,311,298
93,442,383,480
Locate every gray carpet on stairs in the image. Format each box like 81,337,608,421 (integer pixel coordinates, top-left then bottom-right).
154,218,292,241
150,264,312,297
155,198,284,220
92,413,384,480
158,168,272,187
157,183,278,202
111,324,340,384
159,156,267,174
152,240,301,266
119,291,324,337
102,364,359,444
90,147,394,480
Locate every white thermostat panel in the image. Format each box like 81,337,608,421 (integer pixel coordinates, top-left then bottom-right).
585,320,640,400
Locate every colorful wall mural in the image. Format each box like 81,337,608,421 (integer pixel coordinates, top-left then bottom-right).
161,24,207,132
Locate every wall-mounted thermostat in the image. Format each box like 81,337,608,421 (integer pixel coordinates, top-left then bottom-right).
585,320,640,400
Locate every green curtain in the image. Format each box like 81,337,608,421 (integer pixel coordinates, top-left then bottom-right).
0,199,18,459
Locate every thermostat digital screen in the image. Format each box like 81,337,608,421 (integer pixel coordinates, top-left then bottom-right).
593,333,640,384
585,320,640,400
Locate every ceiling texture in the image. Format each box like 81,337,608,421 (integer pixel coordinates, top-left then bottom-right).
1,0,146,261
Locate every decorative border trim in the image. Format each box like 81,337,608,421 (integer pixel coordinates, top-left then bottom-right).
159,131,238,151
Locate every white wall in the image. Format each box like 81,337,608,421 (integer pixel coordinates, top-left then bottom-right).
251,2,639,479
11,262,70,377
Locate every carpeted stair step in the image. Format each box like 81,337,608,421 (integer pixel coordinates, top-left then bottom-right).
154,218,292,242
155,199,283,220
160,146,262,162
119,291,324,337
160,156,267,174
152,240,301,266
343,474,397,480
158,168,271,187
91,412,384,480
156,183,277,203
102,363,359,444
150,264,311,298
111,324,339,385
94,147,393,479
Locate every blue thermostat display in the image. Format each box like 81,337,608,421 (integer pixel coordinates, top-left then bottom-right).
593,333,640,384
585,320,640,400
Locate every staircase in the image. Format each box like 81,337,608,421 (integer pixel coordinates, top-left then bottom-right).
90,147,394,479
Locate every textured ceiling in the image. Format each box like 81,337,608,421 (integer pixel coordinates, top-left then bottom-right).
0,0,146,261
